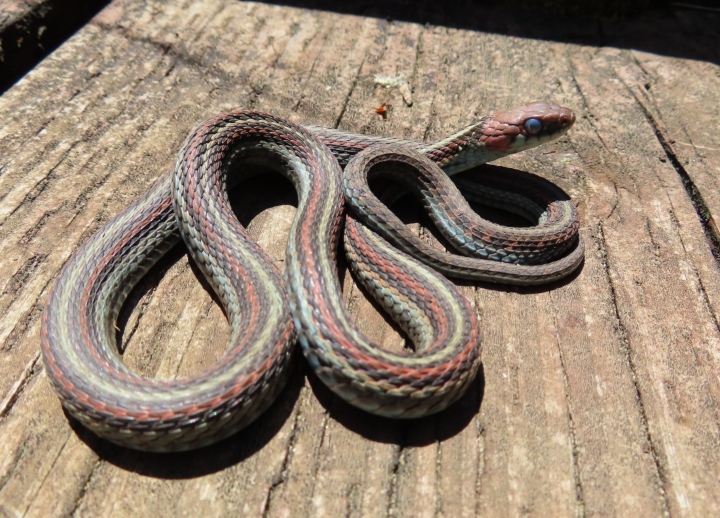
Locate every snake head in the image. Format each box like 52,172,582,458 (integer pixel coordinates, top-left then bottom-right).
480,101,575,152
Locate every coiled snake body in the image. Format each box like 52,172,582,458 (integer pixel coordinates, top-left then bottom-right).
41,101,580,451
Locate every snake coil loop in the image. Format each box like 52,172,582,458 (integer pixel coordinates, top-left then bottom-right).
41,102,580,451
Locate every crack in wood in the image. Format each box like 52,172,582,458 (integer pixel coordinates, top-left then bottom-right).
291,17,335,112
66,455,102,517
1,302,42,353
22,431,72,515
3,254,47,298
2,86,158,230
386,443,405,517
333,55,365,130
643,218,662,262
344,482,360,518
18,206,63,245
261,403,303,517
549,292,586,518
0,437,25,493
0,353,41,421
595,222,671,515
474,419,485,516
0,150,70,226
664,206,720,339
629,86,720,264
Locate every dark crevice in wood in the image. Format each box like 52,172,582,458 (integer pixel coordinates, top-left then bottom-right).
0,139,81,227
408,25,423,113
605,179,619,222
4,254,47,298
0,0,112,95
333,55,365,130
0,432,68,515
567,54,618,155
386,444,405,517
18,206,63,245
290,25,330,112
595,223,671,515
664,207,720,339
0,440,23,492
693,276,720,337
630,87,720,265
1,302,42,352
67,456,102,517
24,432,72,509
261,404,303,517
72,168,114,213
344,483,360,518
2,286,49,352
549,293,586,517
643,218,662,263
2,93,74,163
474,419,485,515
471,291,485,515
0,353,41,420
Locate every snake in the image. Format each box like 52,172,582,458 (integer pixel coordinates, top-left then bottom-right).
40,101,580,451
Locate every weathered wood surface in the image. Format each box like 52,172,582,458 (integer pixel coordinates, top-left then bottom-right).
0,1,719,516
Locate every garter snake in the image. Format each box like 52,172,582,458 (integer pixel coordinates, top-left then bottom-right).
41,101,579,451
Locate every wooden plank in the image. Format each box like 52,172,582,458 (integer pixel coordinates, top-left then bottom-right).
0,0,719,516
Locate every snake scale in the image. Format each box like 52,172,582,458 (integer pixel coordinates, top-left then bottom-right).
41,101,580,451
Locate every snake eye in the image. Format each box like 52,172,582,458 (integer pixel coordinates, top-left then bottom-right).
524,118,542,135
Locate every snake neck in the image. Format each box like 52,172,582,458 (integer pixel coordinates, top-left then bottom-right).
421,119,508,175
308,123,504,174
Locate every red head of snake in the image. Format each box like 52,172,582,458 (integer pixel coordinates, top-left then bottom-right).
479,101,576,152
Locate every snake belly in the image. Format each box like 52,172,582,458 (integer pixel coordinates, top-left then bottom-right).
41,102,580,451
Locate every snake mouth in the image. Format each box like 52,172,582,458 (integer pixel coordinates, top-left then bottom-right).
480,101,576,152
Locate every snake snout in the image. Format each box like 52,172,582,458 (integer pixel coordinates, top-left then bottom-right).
550,104,576,134
543,105,575,139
